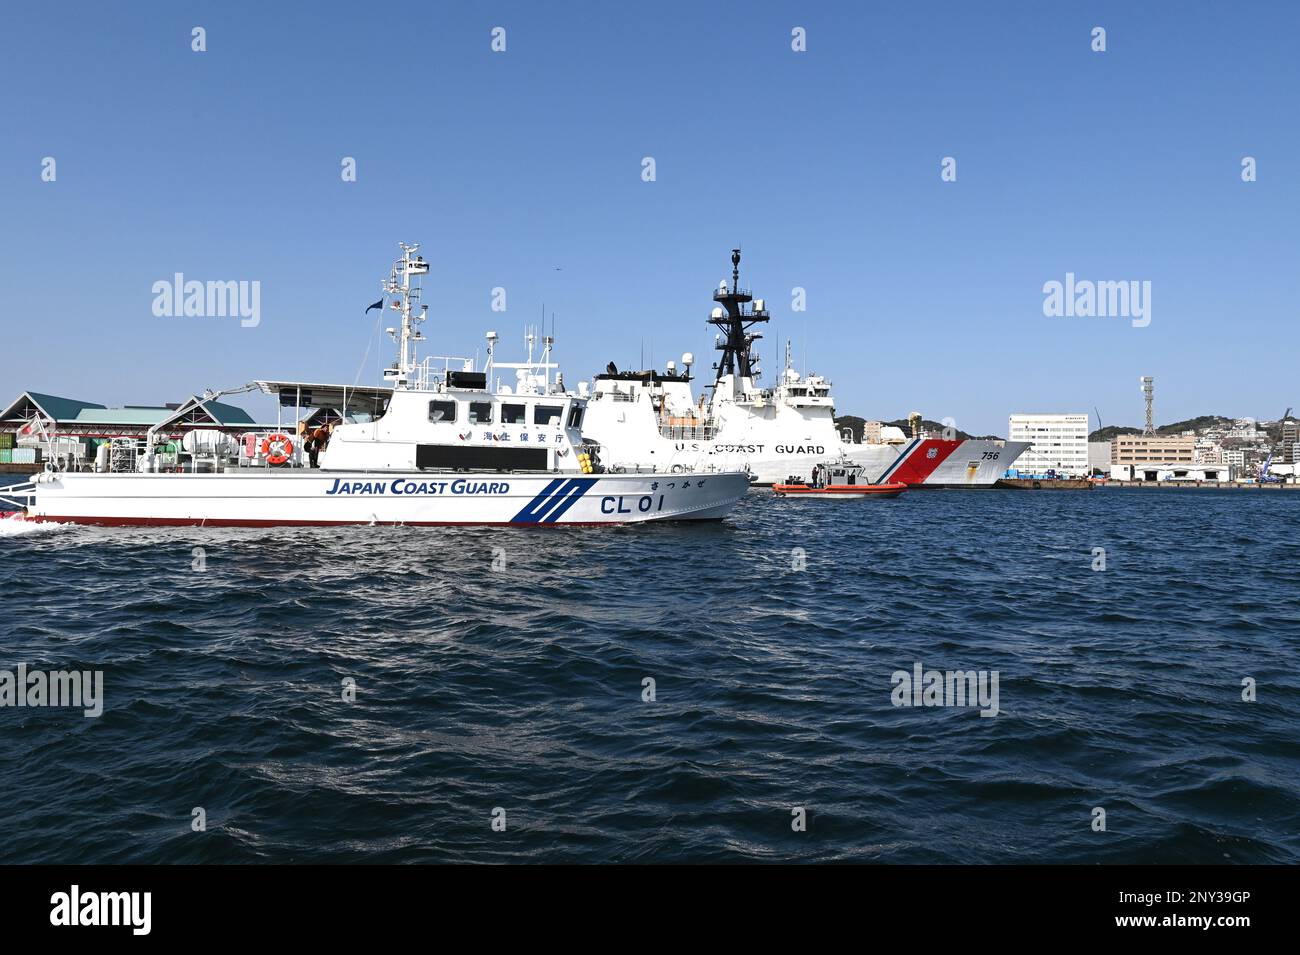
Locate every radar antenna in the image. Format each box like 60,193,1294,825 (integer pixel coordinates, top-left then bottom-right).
707,248,769,399
383,242,430,389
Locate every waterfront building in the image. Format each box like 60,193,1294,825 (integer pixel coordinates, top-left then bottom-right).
1008,413,1090,476
0,390,283,472
1282,420,1299,463
1194,440,1224,464
1111,434,1196,465
1109,463,1235,483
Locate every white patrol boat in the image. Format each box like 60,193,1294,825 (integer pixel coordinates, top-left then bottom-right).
11,244,748,527
580,249,1028,487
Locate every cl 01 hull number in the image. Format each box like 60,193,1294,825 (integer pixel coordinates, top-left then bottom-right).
601,494,665,515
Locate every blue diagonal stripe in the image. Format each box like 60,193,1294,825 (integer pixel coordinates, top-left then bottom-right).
511,478,570,523
877,438,920,482
541,478,597,523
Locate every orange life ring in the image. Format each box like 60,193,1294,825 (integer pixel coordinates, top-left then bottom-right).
261,433,294,466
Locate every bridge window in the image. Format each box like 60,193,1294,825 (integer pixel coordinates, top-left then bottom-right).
501,403,525,424
428,400,457,423
534,404,562,425
567,405,584,429
468,401,493,424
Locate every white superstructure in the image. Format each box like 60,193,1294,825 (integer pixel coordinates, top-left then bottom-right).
14,244,749,527
582,249,1027,487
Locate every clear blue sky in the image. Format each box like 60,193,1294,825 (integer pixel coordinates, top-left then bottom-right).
1,1,1296,435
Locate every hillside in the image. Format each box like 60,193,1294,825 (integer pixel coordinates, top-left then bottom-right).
1089,415,1236,442
1089,425,1142,441
839,412,1273,444
1160,415,1236,434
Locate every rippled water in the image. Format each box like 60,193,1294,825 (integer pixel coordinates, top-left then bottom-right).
2,488,1298,863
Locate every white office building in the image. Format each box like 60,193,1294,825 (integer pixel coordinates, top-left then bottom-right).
1008,413,1091,477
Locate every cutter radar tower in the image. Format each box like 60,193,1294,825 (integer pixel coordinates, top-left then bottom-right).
708,248,770,399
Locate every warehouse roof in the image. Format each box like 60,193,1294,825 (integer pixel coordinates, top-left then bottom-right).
72,407,174,425
153,396,258,431
0,391,255,429
0,391,106,423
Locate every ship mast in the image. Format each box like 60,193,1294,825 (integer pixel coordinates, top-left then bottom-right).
383,242,430,389
708,248,769,399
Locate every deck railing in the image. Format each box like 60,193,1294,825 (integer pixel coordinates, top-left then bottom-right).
658,423,716,441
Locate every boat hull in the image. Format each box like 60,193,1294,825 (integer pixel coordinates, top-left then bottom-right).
994,477,1093,490
582,392,1029,488
872,438,1031,488
25,470,749,527
756,441,1022,487
772,482,906,499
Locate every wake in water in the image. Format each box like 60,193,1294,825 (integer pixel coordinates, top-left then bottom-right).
0,514,66,537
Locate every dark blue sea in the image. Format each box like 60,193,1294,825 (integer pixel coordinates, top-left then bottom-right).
2,487,1298,864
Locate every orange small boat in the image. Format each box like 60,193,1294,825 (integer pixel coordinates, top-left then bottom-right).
772,461,907,499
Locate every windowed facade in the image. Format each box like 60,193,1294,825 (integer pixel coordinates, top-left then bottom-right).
421,398,577,430
1007,413,1090,476
1111,435,1195,465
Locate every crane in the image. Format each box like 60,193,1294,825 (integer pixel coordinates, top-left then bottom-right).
1259,407,1294,483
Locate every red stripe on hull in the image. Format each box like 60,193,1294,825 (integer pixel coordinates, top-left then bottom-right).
885,440,962,486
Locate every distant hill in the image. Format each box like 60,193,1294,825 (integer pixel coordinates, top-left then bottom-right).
839,412,1268,444
1089,425,1142,442
1089,415,1236,442
1158,415,1236,435
835,415,997,442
